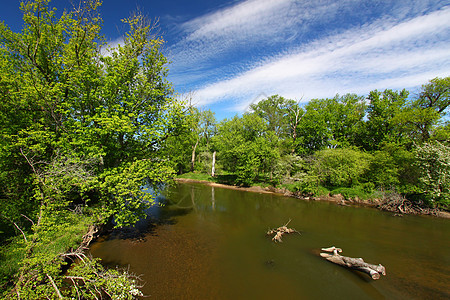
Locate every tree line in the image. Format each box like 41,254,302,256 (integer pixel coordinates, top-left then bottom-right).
165,78,449,209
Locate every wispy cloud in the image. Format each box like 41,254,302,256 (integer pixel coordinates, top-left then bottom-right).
166,0,450,113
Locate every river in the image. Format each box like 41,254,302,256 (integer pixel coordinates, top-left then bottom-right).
90,182,450,299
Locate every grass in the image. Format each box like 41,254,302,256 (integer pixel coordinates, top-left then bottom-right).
0,236,26,290
0,212,95,292
329,186,379,201
177,172,214,182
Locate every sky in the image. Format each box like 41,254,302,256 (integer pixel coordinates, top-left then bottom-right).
1,0,450,120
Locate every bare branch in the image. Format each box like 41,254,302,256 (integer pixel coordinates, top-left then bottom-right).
0,213,28,243
21,214,35,226
46,273,63,299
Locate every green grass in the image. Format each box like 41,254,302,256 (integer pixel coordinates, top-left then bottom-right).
177,172,214,182
0,212,95,292
0,236,26,290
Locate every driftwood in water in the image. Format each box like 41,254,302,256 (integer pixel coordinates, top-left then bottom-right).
320,246,386,280
266,220,300,243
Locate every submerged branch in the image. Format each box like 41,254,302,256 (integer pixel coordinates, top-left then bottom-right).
266,219,300,242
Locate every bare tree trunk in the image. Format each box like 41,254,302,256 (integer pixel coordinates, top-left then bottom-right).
191,138,199,172
288,101,303,153
211,151,216,177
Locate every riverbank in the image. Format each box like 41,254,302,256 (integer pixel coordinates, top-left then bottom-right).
174,177,450,218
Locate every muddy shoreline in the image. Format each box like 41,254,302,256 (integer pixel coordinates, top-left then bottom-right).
174,178,450,219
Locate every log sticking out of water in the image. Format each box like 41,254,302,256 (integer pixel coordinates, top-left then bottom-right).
266,220,300,243
320,246,386,280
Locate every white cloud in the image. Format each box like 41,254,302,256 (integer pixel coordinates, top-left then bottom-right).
191,5,450,110
168,0,366,71
164,0,450,115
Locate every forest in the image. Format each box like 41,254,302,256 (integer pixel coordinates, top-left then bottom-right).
170,81,449,210
0,0,449,299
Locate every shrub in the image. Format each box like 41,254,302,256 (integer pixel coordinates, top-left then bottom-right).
312,147,371,187
415,141,450,208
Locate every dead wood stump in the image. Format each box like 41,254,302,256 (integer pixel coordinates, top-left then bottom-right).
320,246,386,280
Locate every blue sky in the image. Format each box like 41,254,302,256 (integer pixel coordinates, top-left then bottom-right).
2,0,450,120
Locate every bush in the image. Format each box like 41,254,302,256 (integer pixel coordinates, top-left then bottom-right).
415,141,450,208
312,147,371,187
365,150,399,189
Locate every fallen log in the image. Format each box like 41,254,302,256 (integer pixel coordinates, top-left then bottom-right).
266,219,300,242
320,246,386,280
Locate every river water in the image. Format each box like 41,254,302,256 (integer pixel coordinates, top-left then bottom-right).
90,182,450,299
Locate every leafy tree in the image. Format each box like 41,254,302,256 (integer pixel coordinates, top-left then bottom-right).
0,0,184,297
365,150,399,190
431,121,450,143
395,76,450,143
415,141,450,208
295,94,365,153
249,95,291,137
360,89,409,151
417,76,450,116
295,98,335,153
213,114,279,185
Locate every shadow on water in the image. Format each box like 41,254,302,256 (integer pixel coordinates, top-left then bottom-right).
101,191,195,242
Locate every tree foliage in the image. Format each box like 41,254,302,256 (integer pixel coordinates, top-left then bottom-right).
0,0,184,297
415,141,450,207
312,147,371,187
180,77,449,209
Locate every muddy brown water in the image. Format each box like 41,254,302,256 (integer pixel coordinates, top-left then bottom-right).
90,182,450,299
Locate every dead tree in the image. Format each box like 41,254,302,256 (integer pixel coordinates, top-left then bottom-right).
320,246,386,280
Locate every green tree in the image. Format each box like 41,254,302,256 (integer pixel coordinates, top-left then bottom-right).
249,95,291,137
393,76,450,143
295,94,365,153
415,141,450,208
0,0,183,297
213,114,279,186
417,76,450,116
360,89,409,151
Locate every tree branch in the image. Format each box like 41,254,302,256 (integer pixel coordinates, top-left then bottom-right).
46,273,63,299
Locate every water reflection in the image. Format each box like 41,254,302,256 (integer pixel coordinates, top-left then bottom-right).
90,182,450,299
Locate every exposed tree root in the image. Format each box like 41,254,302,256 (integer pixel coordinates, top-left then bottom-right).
266,220,300,242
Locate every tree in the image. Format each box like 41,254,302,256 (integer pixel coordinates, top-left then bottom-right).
360,89,409,151
0,0,183,297
417,76,450,116
249,95,291,137
190,109,216,172
213,114,279,185
394,77,450,143
295,94,365,153
415,141,450,208
311,147,371,187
